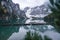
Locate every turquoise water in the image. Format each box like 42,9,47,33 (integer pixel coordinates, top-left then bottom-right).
0,25,60,40
0,18,60,40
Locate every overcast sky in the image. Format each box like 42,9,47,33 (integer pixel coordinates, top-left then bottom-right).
12,0,48,10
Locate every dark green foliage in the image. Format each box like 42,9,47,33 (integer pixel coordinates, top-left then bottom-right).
25,31,42,40
49,0,60,25
44,0,60,33
49,0,54,5
32,32,42,40
25,31,52,40
55,3,60,10
25,31,31,40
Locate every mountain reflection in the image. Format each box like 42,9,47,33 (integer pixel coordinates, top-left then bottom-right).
25,18,46,24
0,18,46,24
0,26,20,40
0,25,60,40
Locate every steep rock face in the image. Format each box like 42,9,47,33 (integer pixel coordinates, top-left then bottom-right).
24,7,30,12
20,10,27,18
1,0,13,15
30,4,50,15
0,0,26,19
25,4,51,18
1,0,20,17
12,4,20,18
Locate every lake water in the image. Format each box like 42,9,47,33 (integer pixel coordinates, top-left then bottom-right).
0,18,46,24
0,18,60,40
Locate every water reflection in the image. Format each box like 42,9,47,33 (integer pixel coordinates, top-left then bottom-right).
8,27,27,40
0,25,60,40
0,18,46,24
25,18,46,24
0,18,26,24
44,31,60,40
0,25,58,40
0,26,20,40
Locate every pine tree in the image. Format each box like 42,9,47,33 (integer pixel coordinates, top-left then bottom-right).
48,0,60,32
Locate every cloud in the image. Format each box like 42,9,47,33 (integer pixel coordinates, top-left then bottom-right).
12,0,47,10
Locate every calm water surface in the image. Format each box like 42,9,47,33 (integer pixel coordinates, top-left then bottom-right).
0,18,60,40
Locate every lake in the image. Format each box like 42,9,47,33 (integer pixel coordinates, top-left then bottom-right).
0,18,60,40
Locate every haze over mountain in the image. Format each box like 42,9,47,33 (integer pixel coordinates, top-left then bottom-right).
25,3,51,18
12,0,49,10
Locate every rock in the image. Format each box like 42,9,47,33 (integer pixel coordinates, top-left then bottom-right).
0,0,26,19
30,4,50,15
24,7,30,12
20,10,27,18
25,4,51,18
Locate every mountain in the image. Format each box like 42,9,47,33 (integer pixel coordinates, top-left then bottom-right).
25,3,51,18
20,10,27,18
24,7,30,12
0,0,26,19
